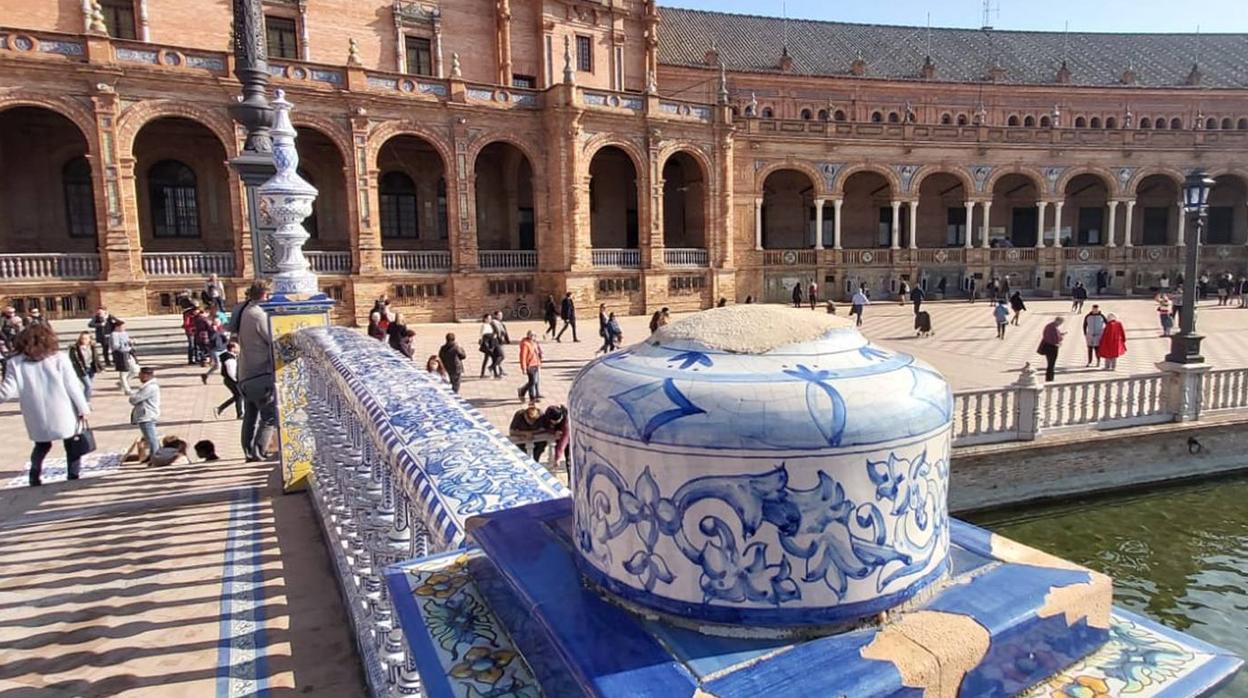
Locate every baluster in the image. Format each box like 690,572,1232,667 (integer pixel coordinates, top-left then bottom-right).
958,396,970,437
972,394,984,435
987,392,999,433
1124,379,1136,418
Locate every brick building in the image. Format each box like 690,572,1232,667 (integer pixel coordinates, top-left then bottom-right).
2,1,1247,323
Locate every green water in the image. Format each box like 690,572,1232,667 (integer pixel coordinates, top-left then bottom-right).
970,476,1248,697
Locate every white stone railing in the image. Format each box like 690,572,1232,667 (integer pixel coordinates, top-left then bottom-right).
291,327,567,697
664,248,709,267
478,249,537,270
952,388,1020,446
306,250,352,274
591,248,641,268
1202,368,1248,412
0,253,100,280
142,252,235,277
382,250,452,272
762,249,818,266
1041,374,1169,430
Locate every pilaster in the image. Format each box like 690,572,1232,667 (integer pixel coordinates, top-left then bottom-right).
90,84,142,283
450,116,474,273
351,114,382,274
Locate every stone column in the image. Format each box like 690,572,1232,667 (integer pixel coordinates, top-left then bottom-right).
353,115,382,274
907,200,919,249
1124,200,1135,248
1106,200,1118,247
1036,201,1047,248
814,198,824,250
963,201,974,249
90,85,143,287
496,0,513,86
1012,363,1043,441
980,201,992,248
1052,201,1064,248
832,198,843,250
754,197,763,250
1176,201,1186,246
890,200,901,250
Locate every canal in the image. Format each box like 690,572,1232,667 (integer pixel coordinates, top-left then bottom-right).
971,475,1248,697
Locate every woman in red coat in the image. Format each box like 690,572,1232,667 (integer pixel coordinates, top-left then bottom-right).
1098,313,1127,371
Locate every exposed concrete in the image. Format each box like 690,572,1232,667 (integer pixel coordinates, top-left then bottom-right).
951,413,1248,514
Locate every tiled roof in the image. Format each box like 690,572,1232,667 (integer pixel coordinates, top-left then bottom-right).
658,7,1248,88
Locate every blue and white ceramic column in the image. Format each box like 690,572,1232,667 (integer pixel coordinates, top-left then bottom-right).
258,88,335,493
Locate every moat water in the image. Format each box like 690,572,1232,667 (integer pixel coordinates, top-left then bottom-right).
971,475,1248,697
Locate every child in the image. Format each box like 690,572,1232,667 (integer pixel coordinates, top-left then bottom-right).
215,341,243,419
993,300,1010,339
126,366,161,459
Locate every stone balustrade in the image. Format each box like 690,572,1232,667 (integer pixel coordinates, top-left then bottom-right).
305,250,352,274
0,253,99,280
381,250,452,272
663,247,709,267
477,249,537,270
591,248,641,268
290,326,567,697
141,252,235,277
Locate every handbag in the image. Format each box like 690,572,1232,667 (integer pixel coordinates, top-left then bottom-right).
67,420,97,459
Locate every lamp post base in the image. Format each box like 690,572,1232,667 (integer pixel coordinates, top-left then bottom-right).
1164,331,1205,365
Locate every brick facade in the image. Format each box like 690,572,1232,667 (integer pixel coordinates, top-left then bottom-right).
2,1,1248,323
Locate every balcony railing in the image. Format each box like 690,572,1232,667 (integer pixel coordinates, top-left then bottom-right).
838,249,890,266
306,251,352,274
762,249,818,266
591,248,641,268
478,249,537,270
142,252,235,277
1063,247,1110,262
664,248,709,267
382,250,452,273
988,248,1037,263
917,248,968,264
0,253,100,280
1129,246,1181,262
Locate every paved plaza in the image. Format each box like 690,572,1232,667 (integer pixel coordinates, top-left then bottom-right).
1,295,1247,695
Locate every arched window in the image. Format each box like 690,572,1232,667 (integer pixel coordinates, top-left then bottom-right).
761,107,774,118
297,168,318,238
956,113,968,126
1239,118,1248,130
887,111,900,123
1007,115,1020,126
1105,117,1118,129
744,105,755,117
871,111,883,123
833,109,846,121
1090,117,1102,128
1221,117,1233,129
1139,117,1152,128
817,109,829,121
1155,118,1167,130
1024,115,1036,127
1170,117,1183,129
1207,118,1219,130
730,106,739,117
1074,116,1087,128
800,108,812,120
1039,115,1052,127
62,157,95,239
149,159,199,238
940,113,952,125
379,171,419,238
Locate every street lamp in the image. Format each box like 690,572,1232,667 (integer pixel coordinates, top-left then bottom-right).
1165,170,1215,364
228,0,277,279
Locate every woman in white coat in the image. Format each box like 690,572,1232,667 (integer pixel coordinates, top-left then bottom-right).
0,323,91,486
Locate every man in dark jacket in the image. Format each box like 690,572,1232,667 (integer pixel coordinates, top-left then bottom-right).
439,332,467,394
88,307,117,367
555,292,578,342
909,285,926,316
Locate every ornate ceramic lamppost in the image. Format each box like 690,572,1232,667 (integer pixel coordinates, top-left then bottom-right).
258,89,318,297
228,0,277,277
1166,170,1215,364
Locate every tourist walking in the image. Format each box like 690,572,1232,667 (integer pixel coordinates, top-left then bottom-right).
109,319,138,392
792,282,803,308
0,323,91,486
236,281,277,463
1159,273,1170,293
1037,317,1066,382
1217,273,1231,306
1199,273,1210,301
1171,287,1185,325
1098,313,1127,371
517,331,542,402
606,312,623,351
556,292,578,342
1083,305,1107,367
1070,282,1088,313
850,287,869,327
478,314,496,378
88,307,117,368
203,273,225,313
897,280,908,307
387,312,409,353
808,279,819,310
910,284,925,316
1009,291,1027,325
1239,277,1248,308
993,300,1010,340
439,333,466,394
69,331,100,400
126,366,161,460
966,277,977,303
215,340,243,419
1157,294,1174,337
543,295,558,338
199,313,229,384
1096,268,1109,296
1001,275,1012,300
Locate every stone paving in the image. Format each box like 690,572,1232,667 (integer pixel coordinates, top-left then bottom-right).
1,296,1246,695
